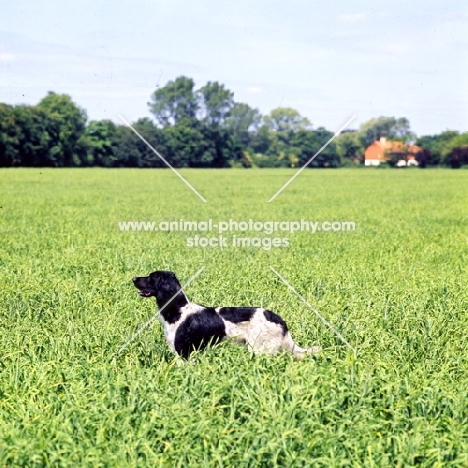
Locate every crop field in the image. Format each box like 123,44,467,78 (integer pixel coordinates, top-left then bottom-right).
1,167,467,467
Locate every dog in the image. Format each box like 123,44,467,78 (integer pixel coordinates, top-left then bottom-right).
132,270,321,359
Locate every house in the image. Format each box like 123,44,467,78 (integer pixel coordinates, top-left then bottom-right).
364,137,421,167
406,145,422,166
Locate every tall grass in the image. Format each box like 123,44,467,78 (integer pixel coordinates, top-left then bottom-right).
0,168,467,467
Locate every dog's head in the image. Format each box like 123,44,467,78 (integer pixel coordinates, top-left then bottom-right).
132,271,186,307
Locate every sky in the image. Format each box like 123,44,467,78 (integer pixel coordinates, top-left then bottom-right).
0,0,467,136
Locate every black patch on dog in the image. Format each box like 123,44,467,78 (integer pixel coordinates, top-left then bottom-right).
132,271,188,324
174,308,226,359
218,307,256,323
263,309,288,336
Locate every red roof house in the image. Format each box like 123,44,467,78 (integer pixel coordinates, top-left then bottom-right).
364,137,422,166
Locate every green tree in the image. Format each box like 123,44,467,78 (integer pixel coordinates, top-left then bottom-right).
113,118,166,167
447,132,468,168
162,118,205,167
0,104,55,167
161,119,241,168
148,76,198,126
0,104,22,166
335,131,364,163
414,148,431,168
250,124,272,155
224,102,262,148
416,131,459,166
449,132,468,151
359,117,413,147
80,120,118,166
0,105,61,167
37,92,87,166
198,81,234,126
292,128,340,168
448,146,468,168
265,128,300,168
255,108,312,167
200,124,243,167
113,126,145,167
13,105,52,166
263,107,311,132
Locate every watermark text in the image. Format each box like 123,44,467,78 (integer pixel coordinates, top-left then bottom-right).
117,219,355,250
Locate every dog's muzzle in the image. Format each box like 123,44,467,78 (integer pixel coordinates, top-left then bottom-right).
132,277,153,297
137,290,153,297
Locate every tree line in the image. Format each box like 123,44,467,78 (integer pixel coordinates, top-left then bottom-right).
1,76,467,168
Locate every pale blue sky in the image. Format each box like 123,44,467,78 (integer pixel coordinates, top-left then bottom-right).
1,0,467,136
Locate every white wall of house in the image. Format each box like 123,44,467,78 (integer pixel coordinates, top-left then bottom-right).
365,160,381,166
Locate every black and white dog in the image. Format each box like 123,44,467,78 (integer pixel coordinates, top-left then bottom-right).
132,270,321,359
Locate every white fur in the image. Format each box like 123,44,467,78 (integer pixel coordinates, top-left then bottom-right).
160,303,321,359
218,307,320,358
160,303,203,352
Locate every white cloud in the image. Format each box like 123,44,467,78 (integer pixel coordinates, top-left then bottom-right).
247,86,263,94
386,43,408,55
0,53,16,61
375,11,390,19
338,13,366,23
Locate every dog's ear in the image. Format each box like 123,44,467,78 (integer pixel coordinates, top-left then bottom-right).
149,271,179,287
148,271,162,288
148,271,183,300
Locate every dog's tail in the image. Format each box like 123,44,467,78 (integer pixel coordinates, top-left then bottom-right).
282,332,321,359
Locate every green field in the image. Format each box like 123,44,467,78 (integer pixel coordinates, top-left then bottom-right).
1,168,467,467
